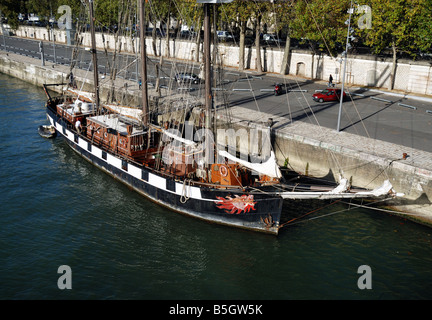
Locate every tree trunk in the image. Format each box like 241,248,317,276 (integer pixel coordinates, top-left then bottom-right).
195,30,201,62
255,15,262,73
239,21,246,71
155,55,163,96
280,33,292,75
165,20,170,58
195,19,202,62
152,25,158,56
390,41,397,90
165,0,172,58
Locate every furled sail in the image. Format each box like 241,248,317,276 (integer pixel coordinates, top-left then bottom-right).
218,150,282,179
278,179,403,200
66,88,95,103
160,128,198,147
104,104,143,121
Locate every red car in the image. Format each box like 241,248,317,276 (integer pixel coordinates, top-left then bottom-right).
312,88,346,103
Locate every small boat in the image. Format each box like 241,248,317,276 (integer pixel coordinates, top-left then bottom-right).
38,125,56,138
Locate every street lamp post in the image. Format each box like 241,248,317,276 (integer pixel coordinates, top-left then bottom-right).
336,3,354,132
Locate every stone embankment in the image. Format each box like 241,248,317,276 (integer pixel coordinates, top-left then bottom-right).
1,51,431,227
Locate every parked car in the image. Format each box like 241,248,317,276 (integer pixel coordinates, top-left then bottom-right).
312,88,346,103
179,30,197,38
175,72,201,84
217,31,234,41
263,33,284,45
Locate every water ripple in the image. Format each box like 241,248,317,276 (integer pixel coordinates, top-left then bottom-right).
1,73,432,300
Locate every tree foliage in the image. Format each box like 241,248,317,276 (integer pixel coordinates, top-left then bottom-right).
354,0,432,88
358,0,431,57
291,0,351,56
0,0,23,29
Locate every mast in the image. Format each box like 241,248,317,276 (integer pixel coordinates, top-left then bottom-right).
203,2,212,158
139,0,149,126
88,0,100,110
197,0,233,166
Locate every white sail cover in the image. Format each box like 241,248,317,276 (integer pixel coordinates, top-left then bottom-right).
218,150,282,179
66,88,95,102
279,179,402,200
161,128,198,147
65,89,144,121
104,104,143,121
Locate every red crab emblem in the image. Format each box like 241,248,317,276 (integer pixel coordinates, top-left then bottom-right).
215,195,257,214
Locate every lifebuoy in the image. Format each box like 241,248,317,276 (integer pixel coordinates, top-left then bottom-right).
219,165,228,177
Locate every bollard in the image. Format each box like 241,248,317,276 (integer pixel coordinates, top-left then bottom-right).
39,41,45,66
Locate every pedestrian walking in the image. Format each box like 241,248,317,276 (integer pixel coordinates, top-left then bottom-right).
69,72,76,88
328,74,334,87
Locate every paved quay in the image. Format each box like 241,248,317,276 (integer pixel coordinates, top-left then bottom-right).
227,104,432,172
222,100,432,225
1,50,431,225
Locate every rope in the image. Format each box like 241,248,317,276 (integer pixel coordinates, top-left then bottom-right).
279,196,404,229
180,179,191,203
279,199,341,229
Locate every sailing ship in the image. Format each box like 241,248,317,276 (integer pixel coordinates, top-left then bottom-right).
42,0,401,235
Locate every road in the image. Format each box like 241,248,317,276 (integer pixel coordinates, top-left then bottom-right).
2,35,432,153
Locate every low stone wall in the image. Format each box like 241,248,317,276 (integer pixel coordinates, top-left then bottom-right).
0,52,66,88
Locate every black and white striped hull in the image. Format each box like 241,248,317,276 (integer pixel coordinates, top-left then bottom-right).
47,108,283,235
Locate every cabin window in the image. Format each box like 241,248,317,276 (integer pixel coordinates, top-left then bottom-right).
141,169,148,181
102,151,107,160
166,179,175,192
74,134,78,144
87,142,92,152
122,160,128,171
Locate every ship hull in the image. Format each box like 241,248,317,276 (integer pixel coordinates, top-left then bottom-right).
46,107,283,235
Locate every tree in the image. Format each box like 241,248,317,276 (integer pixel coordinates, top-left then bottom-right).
412,0,432,54
252,2,270,73
0,0,21,29
147,0,178,57
177,0,204,62
358,0,432,90
94,0,120,28
291,0,351,56
272,0,296,74
25,0,58,20
223,0,255,71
